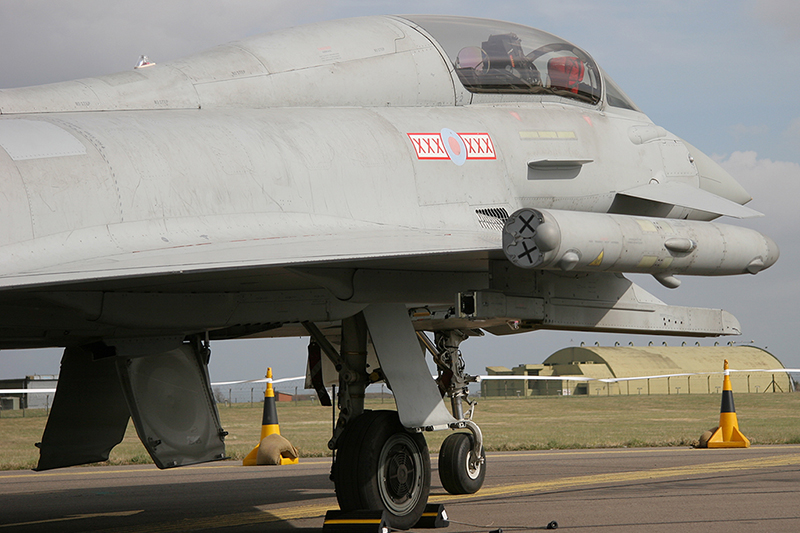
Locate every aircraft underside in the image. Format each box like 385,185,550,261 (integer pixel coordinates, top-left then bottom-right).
1,208,767,530
24,258,748,528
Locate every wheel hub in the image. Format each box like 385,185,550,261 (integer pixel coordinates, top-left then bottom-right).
466,451,482,479
379,434,423,514
395,462,409,485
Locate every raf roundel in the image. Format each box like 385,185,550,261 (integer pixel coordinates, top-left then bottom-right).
407,130,496,164
441,128,467,166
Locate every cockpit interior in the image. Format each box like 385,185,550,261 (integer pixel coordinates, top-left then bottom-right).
405,15,640,111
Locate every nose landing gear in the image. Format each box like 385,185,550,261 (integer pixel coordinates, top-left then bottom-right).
421,329,487,495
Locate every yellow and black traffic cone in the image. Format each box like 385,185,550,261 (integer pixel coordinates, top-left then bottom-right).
700,360,750,448
243,368,299,465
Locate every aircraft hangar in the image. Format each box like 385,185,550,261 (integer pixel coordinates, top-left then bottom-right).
483,344,792,397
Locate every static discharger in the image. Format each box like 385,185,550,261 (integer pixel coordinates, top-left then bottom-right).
242,367,300,465
698,360,750,448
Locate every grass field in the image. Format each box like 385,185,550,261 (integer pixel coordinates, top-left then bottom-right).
2,394,799,470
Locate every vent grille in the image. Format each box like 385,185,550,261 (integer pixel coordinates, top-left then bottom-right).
475,207,509,231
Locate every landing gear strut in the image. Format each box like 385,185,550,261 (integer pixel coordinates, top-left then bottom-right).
421,329,487,495
315,308,486,529
314,312,432,530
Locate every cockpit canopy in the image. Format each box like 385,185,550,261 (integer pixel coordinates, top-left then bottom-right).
404,15,636,110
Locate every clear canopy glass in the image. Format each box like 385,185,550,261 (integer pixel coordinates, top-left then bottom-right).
404,15,605,105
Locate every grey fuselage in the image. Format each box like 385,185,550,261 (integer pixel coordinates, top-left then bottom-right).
0,15,777,348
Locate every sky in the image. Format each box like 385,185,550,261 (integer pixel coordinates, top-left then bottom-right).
0,0,798,388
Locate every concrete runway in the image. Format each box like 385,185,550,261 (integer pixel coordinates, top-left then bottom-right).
1,445,799,532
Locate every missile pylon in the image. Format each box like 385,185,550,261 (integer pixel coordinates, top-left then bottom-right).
706,359,750,448
243,367,299,465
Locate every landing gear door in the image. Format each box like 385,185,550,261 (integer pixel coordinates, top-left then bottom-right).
116,344,227,469
363,303,456,430
35,346,131,471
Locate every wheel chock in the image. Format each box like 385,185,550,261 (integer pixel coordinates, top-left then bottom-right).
700,360,750,448
242,367,299,465
414,503,450,528
322,509,388,532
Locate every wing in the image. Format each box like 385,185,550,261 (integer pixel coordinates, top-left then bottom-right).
0,214,500,291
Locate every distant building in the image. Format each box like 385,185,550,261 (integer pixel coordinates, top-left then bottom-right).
0,375,58,409
275,391,294,402
483,345,792,397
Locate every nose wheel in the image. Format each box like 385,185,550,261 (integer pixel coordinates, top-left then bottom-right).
419,329,488,495
439,432,486,494
333,410,430,530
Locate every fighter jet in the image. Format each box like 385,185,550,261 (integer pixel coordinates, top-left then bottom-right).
0,15,778,529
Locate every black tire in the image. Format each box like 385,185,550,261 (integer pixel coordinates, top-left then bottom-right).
333,410,430,530
438,432,486,495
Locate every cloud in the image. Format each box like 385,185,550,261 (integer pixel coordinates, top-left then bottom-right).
754,0,800,39
786,117,800,146
686,151,800,363
718,151,800,229
716,151,800,313
730,123,770,138
0,0,333,88
720,151,800,200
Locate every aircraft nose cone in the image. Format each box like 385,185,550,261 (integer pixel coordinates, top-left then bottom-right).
682,139,752,205
747,234,780,274
763,234,780,270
